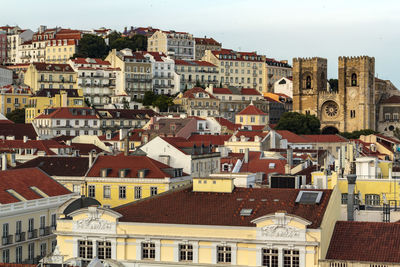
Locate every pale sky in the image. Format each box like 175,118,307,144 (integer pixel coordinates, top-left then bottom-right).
3,0,400,86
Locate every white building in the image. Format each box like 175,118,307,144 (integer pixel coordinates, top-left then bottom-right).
142,52,178,95
0,66,13,87
33,107,101,139
148,30,195,60
2,26,34,64
69,58,120,107
274,77,293,98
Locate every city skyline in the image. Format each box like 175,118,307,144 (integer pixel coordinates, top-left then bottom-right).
3,0,400,86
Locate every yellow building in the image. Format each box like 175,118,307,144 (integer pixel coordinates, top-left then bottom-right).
0,85,31,115
224,130,268,153
24,62,77,93
45,29,81,64
54,175,341,267
235,102,269,127
25,88,84,123
84,154,192,208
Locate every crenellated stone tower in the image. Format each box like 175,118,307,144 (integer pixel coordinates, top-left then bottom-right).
292,56,375,133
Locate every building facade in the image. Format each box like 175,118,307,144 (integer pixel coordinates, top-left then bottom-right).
0,85,31,115
148,30,195,60
0,66,13,87
194,37,221,60
174,87,220,117
265,58,292,93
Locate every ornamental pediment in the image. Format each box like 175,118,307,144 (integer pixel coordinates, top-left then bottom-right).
70,206,120,234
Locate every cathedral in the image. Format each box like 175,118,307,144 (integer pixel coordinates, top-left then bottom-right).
292,56,381,134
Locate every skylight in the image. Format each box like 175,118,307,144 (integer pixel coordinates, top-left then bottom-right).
240,208,253,216
295,191,323,204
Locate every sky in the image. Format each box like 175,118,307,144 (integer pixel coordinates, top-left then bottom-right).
3,0,400,86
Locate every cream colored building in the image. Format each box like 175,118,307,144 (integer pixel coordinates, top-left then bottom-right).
0,168,76,264
148,30,195,60
174,87,220,117
54,174,341,267
174,59,219,91
203,49,266,92
265,58,292,93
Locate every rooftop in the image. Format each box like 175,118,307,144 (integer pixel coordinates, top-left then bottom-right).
237,103,267,116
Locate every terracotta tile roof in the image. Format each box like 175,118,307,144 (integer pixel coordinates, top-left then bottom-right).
32,62,74,72
237,104,267,115
232,130,268,142
212,87,232,94
194,37,221,46
0,168,71,204
326,221,400,263
188,134,232,146
240,151,286,174
36,107,97,119
301,134,348,143
214,117,241,131
182,87,217,99
0,123,37,140
241,88,261,95
161,137,213,155
0,140,70,155
139,51,167,62
275,130,310,143
174,59,216,67
375,133,400,144
71,58,111,66
71,143,105,155
13,156,89,176
114,186,333,228
86,154,184,178
212,49,263,62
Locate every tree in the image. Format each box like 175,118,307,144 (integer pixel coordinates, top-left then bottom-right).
153,95,174,112
74,34,108,59
328,79,338,92
339,129,377,139
109,34,147,52
275,112,321,135
142,91,157,106
6,108,25,123
107,31,122,45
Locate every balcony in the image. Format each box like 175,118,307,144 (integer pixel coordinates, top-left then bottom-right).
126,78,152,83
39,226,51,236
27,229,37,239
15,232,26,242
154,84,174,89
2,235,13,245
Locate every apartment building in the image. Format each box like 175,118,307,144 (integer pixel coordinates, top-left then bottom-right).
174,59,219,91
0,66,12,87
30,26,58,63
69,57,119,107
105,49,152,100
32,107,100,139
194,37,221,60
203,49,266,92
45,29,82,64
265,58,292,93
0,85,31,115
25,89,84,123
148,30,195,60
0,26,33,64
141,52,178,95
0,168,75,264
0,30,6,64
24,62,77,93
174,87,220,117
6,64,29,85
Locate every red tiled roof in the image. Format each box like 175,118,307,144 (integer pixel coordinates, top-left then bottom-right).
86,154,184,178
214,117,241,131
211,49,263,62
233,130,267,141
0,140,69,155
161,137,212,155
326,221,400,263
194,37,221,46
0,168,71,204
212,87,232,94
32,62,74,72
71,58,111,66
182,87,217,99
71,143,105,155
114,186,333,228
275,130,310,143
240,151,286,174
139,51,167,62
0,123,37,140
36,107,97,119
375,133,400,144
382,95,400,104
237,104,267,115
301,134,348,143
188,134,231,146
241,88,261,96
174,59,216,67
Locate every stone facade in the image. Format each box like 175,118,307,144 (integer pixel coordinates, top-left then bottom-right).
293,56,375,133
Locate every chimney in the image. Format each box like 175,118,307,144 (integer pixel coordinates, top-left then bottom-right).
89,151,93,168
270,130,276,149
2,154,6,171
244,148,249,163
287,148,293,169
23,136,28,143
346,174,357,221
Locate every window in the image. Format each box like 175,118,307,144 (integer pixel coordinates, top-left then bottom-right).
179,244,193,261
97,241,111,259
51,214,56,228
88,185,95,198
262,249,278,267
16,246,22,263
2,223,9,239
341,193,348,205
385,113,391,121
103,185,111,199
40,215,46,229
28,243,35,260
351,73,357,86
134,186,142,199
306,76,311,89
283,249,299,267
2,249,9,263
240,116,243,123
16,220,22,234
365,194,380,206
79,240,93,259
6,98,11,103
40,243,47,257
28,218,34,232
142,242,155,260
119,186,126,199
251,116,255,123
150,187,158,196
217,245,231,263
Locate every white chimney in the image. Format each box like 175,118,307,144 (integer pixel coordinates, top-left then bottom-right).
23,136,28,143
89,152,93,168
2,154,7,171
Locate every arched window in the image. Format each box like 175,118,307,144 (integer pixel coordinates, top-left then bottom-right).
351,73,357,86
306,76,312,89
